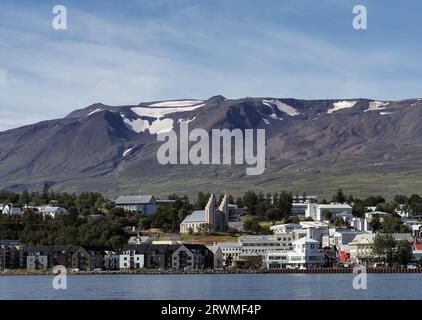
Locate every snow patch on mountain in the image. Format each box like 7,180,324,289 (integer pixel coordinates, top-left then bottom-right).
88,108,103,116
122,147,134,157
262,99,300,116
148,100,204,107
327,101,357,114
380,112,393,116
149,118,174,134
121,115,150,133
365,101,389,112
131,103,205,119
178,116,196,124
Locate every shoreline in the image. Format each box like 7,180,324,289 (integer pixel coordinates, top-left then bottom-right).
1,267,422,276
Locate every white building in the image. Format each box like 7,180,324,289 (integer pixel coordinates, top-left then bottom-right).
239,234,294,256
119,245,147,269
128,235,151,244
38,206,68,219
180,194,228,233
1,204,22,215
349,233,376,265
270,223,301,234
306,203,353,221
295,221,329,244
206,245,224,269
322,229,369,249
216,242,242,266
115,195,157,215
26,246,52,269
264,237,325,269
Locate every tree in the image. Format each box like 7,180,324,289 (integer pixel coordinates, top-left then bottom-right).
352,199,365,218
331,216,346,227
243,191,258,215
227,194,234,204
198,223,212,235
321,209,332,220
235,197,244,208
265,208,279,221
243,216,261,234
363,195,385,207
395,240,413,266
277,191,293,219
381,216,409,233
394,195,409,204
332,189,345,203
376,202,397,214
138,217,152,230
372,234,396,265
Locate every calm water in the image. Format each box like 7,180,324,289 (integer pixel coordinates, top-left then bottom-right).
1,274,422,300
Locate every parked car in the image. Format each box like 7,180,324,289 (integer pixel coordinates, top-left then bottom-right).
407,263,417,269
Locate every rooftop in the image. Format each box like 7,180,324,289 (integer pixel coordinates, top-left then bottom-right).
115,195,155,205
181,210,205,223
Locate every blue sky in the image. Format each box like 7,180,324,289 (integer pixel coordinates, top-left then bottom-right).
1,0,422,130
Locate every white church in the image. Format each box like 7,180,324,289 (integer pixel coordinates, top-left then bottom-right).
179,194,229,234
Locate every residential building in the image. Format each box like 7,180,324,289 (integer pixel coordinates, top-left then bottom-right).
38,206,68,219
49,246,78,268
0,240,25,270
264,237,325,269
239,234,294,256
115,195,157,215
216,242,242,267
146,244,179,269
84,246,112,270
26,246,52,269
128,235,151,244
206,245,224,269
1,204,22,215
270,223,301,234
172,244,213,269
349,233,376,265
119,244,148,269
305,203,353,222
104,251,120,270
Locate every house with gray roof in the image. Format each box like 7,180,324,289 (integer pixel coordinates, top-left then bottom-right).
115,195,156,215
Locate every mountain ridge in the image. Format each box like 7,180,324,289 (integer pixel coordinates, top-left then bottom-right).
1,96,422,198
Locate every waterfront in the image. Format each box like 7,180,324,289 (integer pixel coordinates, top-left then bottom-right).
1,274,422,300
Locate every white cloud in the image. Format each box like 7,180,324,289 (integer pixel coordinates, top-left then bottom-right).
0,2,421,131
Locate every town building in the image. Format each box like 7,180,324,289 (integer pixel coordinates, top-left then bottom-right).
270,223,301,234
104,250,120,270
26,246,52,269
179,194,228,233
305,203,353,221
239,234,294,256
38,206,68,219
206,245,224,269
264,237,325,269
1,204,22,215
119,244,148,269
216,242,242,267
172,244,214,269
0,240,25,270
115,195,157,215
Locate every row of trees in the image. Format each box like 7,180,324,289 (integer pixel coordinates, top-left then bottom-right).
372,234,413,266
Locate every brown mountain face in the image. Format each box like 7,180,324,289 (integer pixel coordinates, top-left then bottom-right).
1,96,422,198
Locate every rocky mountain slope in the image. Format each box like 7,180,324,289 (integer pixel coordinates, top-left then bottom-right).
1,96,422,198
